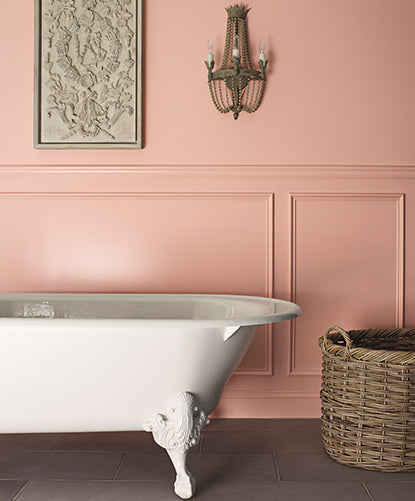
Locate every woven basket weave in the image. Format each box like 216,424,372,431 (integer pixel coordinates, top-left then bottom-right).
319,325,415,471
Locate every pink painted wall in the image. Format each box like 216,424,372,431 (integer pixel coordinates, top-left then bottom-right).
1,0,415,417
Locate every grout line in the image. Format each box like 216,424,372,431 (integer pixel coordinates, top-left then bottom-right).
11,481,30,501
53,433,68,451
362,482,375,501
272,453,281,482
20,449,126,455
112,451,128,481
0,478,172,484
0,478,290,484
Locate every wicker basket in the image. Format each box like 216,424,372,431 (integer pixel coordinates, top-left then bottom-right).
319,325,415,471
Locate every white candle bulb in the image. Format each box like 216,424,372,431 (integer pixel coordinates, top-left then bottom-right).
259,39,266,63
207,39,214,64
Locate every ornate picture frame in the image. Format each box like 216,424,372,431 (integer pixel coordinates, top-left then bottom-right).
34,0,142,149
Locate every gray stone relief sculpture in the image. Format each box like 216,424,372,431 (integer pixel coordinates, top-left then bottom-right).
34,0,141,148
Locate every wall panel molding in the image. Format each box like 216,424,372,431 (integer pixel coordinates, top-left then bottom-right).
1,164,415,178
0,191,274,376
289,192,405,376
223,390,319,399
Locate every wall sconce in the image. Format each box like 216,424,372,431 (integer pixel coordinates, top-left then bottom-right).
205,4,268,120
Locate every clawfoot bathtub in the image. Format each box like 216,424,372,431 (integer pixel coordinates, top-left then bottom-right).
0,293,301,499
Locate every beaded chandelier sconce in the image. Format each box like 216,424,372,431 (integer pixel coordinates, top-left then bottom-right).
205,4,268,120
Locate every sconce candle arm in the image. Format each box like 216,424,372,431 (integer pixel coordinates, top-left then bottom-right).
258,58,268,79
204,59,215,81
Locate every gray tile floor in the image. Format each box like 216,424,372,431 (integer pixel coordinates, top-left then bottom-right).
0,419,414,500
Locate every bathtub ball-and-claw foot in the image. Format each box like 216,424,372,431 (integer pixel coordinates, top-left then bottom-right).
167,448,197,499
143,392,209,499
174,472,196,499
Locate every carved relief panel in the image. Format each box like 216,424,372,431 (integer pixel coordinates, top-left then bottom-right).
34,0,142,148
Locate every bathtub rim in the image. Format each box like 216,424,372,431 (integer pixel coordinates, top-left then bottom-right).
0,293,302,327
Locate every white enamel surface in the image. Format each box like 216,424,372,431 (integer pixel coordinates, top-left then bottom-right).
0,294,301,433
223,325,241,341
0,293,302,326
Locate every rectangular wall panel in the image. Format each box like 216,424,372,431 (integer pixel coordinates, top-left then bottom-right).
290,193,404,375
0,192,274,375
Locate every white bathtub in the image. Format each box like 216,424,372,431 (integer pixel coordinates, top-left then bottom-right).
0,293,301,498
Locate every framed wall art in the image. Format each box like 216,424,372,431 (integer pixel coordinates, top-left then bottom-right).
34,0,142,149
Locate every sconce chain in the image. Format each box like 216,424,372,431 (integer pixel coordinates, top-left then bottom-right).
240,19,253,70
221,18,234,70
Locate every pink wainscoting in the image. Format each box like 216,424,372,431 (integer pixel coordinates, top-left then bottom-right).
0,1,415,417
290,193,405,375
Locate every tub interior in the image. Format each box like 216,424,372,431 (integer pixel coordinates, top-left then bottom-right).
0,294,296,324
0,295,273,321
0,299,228,320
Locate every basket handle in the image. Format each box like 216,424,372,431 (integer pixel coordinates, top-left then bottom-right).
323,325,353,358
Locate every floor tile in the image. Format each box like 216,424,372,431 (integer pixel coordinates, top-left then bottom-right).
189,453,278,484
0,481,26,501
0,420,411,501
365,482,415,501
268,418,321,433
14,480,181,501
195,482,370,501
276,452,415,482
0,451,123,481
202,430,323,454
115,452,175,482
116,452,277,483
0,434,65,451
204,419,267,432
57,431,159,452
194,482,279,500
